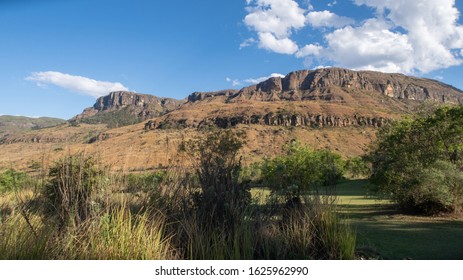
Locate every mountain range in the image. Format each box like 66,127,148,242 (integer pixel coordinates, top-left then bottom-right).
1,68,462,172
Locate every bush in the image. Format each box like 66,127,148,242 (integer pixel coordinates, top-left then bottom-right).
368,106,463,214
0,169,30,193
124,172,166,193
43,154,106,229
409,161,463,214
345,156,371,178
261,143,345,200
180,129,250,226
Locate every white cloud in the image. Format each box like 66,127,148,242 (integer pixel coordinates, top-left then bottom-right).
258,32,299,54
324,19,414,73
239,38,257,49
226,73,285,87
328,1,337,7
306,10,354,28
226,77,242,87
244,73,285,84
244,0,463,74
296,44,323,58
244,0,306,38
26,71,128,98
244,0,306,55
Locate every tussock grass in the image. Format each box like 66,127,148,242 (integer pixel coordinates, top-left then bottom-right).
60,208,176,260
0,212,54,259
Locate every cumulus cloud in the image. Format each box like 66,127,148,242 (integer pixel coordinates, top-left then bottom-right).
244,0,306,54
26,71,128,98
296,44,323,58
306,10,354,28
244,0,463,74
324,19,414,73
258,32,299,54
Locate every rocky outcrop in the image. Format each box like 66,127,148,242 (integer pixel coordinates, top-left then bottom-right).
72,91,185,122
187,68,463,104
187,90,238,102
145,112,387,130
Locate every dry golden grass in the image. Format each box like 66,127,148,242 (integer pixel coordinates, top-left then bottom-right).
0,120,376,173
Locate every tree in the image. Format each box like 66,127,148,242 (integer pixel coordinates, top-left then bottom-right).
368,106,463,214
261,142,344,201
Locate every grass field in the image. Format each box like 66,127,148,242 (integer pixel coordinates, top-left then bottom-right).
252,180,463,260
336,180,463,260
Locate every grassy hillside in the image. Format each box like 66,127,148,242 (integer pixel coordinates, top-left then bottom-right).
0,115,65,137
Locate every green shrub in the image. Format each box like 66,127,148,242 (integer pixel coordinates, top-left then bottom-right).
181,129,250,226
345,156,371,178
369,106,463,214
124,172,166,193
410,161,463,214
0,169,30,193
261,143,345,200
43,154,106,229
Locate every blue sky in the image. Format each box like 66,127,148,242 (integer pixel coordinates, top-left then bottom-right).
1,0,463,119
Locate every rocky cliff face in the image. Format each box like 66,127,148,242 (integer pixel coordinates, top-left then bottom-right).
189,68,463,104
72,91,185,125
149,68,463,131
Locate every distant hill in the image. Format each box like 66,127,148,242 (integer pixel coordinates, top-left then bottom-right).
0,115,65,137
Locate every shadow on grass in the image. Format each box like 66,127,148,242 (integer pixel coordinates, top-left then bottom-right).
333,179,463,260
352,217,463,260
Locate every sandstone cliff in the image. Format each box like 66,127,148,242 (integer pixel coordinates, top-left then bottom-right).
145,68,463,131
72,91,185,127
189,68,463,104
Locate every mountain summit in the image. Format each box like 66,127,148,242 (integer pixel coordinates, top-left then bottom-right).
72,91,184,127
146,68,463,130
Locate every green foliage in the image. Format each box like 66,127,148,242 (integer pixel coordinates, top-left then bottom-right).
345,156,371,178
80,107,141,128
261,143,345,199
181,129,251,225
124,172,166,193
369,106,463,214
0,169,30,193
410,161,463,214
43,154,106,228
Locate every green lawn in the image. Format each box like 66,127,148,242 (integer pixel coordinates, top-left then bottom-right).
336,180,463,260
251,180,463,260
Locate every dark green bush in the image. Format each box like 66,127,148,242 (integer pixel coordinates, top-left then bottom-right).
180,129,250,226
369,106,463,214
261,143,345,200
345,156,371,178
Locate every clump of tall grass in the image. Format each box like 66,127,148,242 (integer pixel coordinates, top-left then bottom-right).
0,211,54,259
60,207,177,260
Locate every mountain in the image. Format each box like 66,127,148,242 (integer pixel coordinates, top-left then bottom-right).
72,91,185,128
0,115,65,137
1,68,463,172
145,68,463,130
